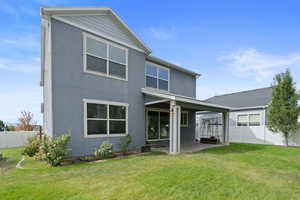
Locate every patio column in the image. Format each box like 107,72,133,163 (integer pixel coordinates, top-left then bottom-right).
169,100,181,154
222,112,230,145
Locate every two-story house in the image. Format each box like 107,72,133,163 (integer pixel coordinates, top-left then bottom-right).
40,6,231,156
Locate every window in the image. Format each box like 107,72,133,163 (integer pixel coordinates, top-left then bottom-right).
84,99,128,137
237,113,261,127
145,62,169,91
84,33,128,80
181,112,188,127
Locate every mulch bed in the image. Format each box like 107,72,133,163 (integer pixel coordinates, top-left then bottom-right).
61,150,144,166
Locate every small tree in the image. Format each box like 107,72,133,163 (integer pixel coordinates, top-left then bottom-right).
16,111,36,131
0,120,4,131
267,69,300,146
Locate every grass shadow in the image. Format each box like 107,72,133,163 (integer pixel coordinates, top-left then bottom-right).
194,143,270,155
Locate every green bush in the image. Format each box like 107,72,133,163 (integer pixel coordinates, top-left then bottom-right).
95,141,113,160
119,135,132,155
22,135,42,157
40,134,71,167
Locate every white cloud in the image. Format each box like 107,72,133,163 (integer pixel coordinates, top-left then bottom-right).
0,57,40,73
0,34,39,49
146,27,175,40
219,48,300,81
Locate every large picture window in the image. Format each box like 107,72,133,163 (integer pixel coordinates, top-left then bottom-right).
145,62,169,91
237,113,261,127
83,33,128,80
84,99,128,137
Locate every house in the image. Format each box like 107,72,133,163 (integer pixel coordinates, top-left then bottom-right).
40,6,231,156
197,87,300,146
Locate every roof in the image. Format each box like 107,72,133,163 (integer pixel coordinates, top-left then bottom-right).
146,56,201,77
40,6,152,54
142,88,231,112
206,87,273,109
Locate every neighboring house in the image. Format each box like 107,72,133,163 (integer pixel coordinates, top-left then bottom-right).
197,87,300,146
40,6,231,156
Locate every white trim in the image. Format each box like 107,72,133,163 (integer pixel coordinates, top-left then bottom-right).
83,32,128,81
145,61,170,92
52,15,149,54
83,99,128,138
236,112,262,127
231,105,268,111
181,111,189,127
144,99,169,106
141,88,232,110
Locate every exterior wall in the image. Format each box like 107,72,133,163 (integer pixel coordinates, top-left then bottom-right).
181,110,196,144
197,109,300,146
0,131,37,148
170,69,196,98
56,15,145,51
51,19,146,156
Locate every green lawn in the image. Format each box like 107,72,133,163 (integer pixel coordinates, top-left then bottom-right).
1,143,300,200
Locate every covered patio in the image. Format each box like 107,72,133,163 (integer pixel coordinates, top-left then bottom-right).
142,88,232,154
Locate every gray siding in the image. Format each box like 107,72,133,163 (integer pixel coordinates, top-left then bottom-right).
57,15,145,51
181,110,196,144
170,69,196,98
51,19,146,156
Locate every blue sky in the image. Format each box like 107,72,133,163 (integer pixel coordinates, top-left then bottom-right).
0,0,299,124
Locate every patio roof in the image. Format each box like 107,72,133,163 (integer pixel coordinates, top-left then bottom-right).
141,88,232,112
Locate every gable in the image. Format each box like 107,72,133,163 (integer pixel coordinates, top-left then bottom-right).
53,14,147,53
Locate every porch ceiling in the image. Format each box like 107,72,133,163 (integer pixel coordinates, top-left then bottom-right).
142,88,232,112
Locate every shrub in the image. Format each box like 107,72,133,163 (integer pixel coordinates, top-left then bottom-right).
0,152,3,161
119,135,132,155
22,135,42,157
40,134,71,166
95,141,113,160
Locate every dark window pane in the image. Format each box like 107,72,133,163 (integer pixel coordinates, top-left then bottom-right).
159,68,168,80
109,121,126,134
87,103,107,119
109,105,126,119
109,45,126,64
86,37,107,58
88,120,107,135
237,122,248,126
146,76,157,88
159,79,168,91
148,111,159,139
109,61,126,79
160,112,169,139
249,122,260,126
86,55,107,74
145,64,157,76
181,113,188,126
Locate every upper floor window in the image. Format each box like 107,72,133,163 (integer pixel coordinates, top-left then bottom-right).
145,62,169,91
83,33,128,80
237,113,261,127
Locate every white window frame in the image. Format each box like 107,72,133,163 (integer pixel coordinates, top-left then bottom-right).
181,111,189,127
83,99,128,138
145,61,170,92
236,112,261,127
83,32,128,81
145,108,188,141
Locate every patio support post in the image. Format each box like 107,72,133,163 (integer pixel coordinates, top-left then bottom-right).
222,112,230,145
169,100,181,154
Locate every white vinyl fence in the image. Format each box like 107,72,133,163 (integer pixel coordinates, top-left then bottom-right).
0,131,38,148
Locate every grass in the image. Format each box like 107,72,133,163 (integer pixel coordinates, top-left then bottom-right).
1,143,300,200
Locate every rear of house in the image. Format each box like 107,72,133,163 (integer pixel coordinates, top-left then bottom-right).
40,6,230,156
197,87,300,146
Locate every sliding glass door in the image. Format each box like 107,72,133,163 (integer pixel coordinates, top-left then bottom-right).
147,110,169,140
